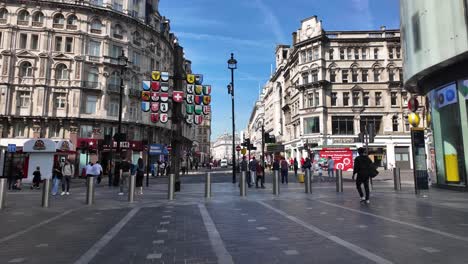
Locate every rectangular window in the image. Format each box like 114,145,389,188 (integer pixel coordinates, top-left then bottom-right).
362,48,367,60
392,116,399,132
65,37,73,53
302,73,309,84
14,123,26,137
30,34,39,50
373,69,380,82
352,69,358,82
50,124,61,138
389,69,395,82
307,49,313,62
19,34,28,49
340,49,345,60
363,92,370,106
307,93,313,107
313,48,319,60
85,95,97,114
113,0,123,11
399,70,403,81
19,91,31,107
331,92,337,106
347,48,352,60
391,92,398,106
329,49,334,60
304,117,320,134
360,116,382,135
80,125,93,138
88,41,101,56
54,93,66,109
300,51,306,63
362,69,368,82
332,116,354,135
343,92,350,106
314,92,319,107
330,69,336,82
353,91,361,105
396,47,401,59
342,70,348,83
354,48,359,60
109,99,119,116
375,92,382,106
374,48,379,59
132,52,141,66
402,92,408,106
311,70,318,82
389,47,394,59
55,36,62,51
110,45,123,58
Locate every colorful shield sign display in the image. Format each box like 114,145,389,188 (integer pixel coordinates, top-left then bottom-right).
141,102,150,112
186,84,194,94
195,105,203,115
161,72,170,82
194,95,203,105
203,96,211,105
186,94,194,104
160,113,169,123
195,74,203,85
151,71,160,81
203,105,211,115
151,92,159,102
194,115,203,125
161,82,169,92
151,81,160,91
141,91,151,101
203,85,211,95
151,102,159,112
186,74,195,84
186,104,194,114
186,114,194,124
172,91,184,103
142,81,151,91
160,102,169,113
195,85,203,95
160,93,169,102
151,113,159,123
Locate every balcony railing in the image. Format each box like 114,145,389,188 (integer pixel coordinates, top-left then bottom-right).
87,55,101,62
66,24,77,30
107,84,120,92
53,23,64,29
18,20,29,26
32,21,43,27
0,18,6,24
90,29,102,34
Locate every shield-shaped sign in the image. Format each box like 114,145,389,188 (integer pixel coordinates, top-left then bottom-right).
150,113,159,123
203,96,211,105
151,92,159,102
161,72,170,82
186,74,195,84
172,91,184,103
194,95,203,105
203,105,211,115
151,71,160,81
141,91,151,101
151,102,159,112
203,85,211,95
195,105,203,115
160,93,169,102
161,82,169,92
186,94,194,104
142,81,151,91
186,114,194,124
186,84,194,94
195,74,203,85
160,113,169,123
160,102,169,113
195,85,203,95
194,115,203,125
141,102,150,112
186,104,194,114
151,81,160,91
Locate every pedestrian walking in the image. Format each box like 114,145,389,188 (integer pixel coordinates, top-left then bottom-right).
280,157,289,184
304,157,312,178
93,161,103,184
119,156,131,195
136,157,144,195
85,162,93,178
52,161,62,195
352,147,375,204
61,159,74,195
255,162,265,188
181,158,187,175
327,156,335,178
293,158,298,177
31,166,41,189
249,156,258,187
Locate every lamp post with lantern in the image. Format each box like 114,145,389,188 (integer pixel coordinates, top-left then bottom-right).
227,53,237,183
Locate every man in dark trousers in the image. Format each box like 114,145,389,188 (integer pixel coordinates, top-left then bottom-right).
352,147,372,204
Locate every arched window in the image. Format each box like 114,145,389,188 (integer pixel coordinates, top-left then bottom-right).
19,61,33,77
32,11,44,26
133,31,141,45
56,64,68,80
17,10,30,25
0,8,7,20
90,19,102,33
113,24,123,39
66,15,78,29
53,13,65,28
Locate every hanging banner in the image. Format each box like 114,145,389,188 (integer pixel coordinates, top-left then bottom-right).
203,95,211,105
160,102,169,113
195,85,203,95
194,95,203,105
186,114,194,124
186,94,194,104
194,105,203,115
194,115,203,125
203,105,211,115
160,93,169,102
186,104,194,114
161,82,169,92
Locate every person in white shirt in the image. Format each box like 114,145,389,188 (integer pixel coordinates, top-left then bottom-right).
85,162,93,177
92,162,103,184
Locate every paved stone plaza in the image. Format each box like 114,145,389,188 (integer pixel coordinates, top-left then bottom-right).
1,169,468,264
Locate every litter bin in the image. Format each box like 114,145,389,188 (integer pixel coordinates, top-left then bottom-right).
298,173,305,183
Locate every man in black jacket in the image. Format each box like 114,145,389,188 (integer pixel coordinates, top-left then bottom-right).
352,148,373,204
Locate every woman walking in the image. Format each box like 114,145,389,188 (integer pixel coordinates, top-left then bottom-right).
136,158,145,195
61,159,74,195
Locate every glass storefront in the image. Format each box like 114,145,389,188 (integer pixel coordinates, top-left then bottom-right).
429,80,468,187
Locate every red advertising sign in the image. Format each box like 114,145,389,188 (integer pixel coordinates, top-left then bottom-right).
319,148,354,171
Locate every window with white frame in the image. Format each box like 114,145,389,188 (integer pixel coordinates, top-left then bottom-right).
80,125,93,138
342,69,348,83
66,15,77,26
84,95,97,114
18,91,31,107
90,19,102,33
392,115,399,132
56,64,68,80
113,24,124,39
388,67,395,82
307,93,313,107
362,48,367,60
354,48,359,60
343,92,350,106
373,68,380,82
402,92,408,106
330,68,336,82
389,47,394,59
110,45,123,58
347,48,352,59
65,37,73,52
329,49,334,60
53,13,65,25
391,92,398,106
351,68,358,82
113,0,123,11
300,51,306,63
374,48,379,59
32,11,44,25
314,92,319,106
352,91,361,105
304,117,320,134
340,49,345,60
0,8,8,21
132,52,141,66
19,61,33,77
54,93,66,109
87,68,99,83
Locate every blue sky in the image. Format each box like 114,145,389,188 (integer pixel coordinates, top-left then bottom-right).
159,0,400,140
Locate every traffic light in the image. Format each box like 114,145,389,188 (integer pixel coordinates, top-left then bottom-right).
242,138,250,147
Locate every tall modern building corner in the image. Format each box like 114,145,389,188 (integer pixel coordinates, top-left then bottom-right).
0,0,200,175
400,0,468,190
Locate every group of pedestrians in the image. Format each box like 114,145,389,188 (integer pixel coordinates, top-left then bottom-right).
240,156,265,188
50,159,75,195
109,156,145,196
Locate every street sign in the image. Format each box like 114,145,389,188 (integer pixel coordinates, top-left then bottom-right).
236,145,241,152
149,144,163,156
408,97,419,112
241,148,247,155
7,144,16,153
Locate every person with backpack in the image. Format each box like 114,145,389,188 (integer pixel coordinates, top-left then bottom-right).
280,157,289,184
61,159,74,195
352,147,378,204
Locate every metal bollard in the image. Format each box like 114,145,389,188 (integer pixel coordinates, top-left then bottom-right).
336,169,343,193
168,174,175,200
0,178,6,209
273,170,280,195
86,177,95,205
128,174,136,202
205,172,212,198
240,171,246,197
393,167,401,191
305,168,311,194
42,178,51,208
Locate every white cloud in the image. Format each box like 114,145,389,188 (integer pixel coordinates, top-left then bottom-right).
177,32,271,48
252,0,286,43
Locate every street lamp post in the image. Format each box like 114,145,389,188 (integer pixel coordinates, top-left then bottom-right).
227,53,237,183
117,50,128,159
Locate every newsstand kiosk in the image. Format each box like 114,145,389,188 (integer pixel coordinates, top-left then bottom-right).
23,138,57,182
